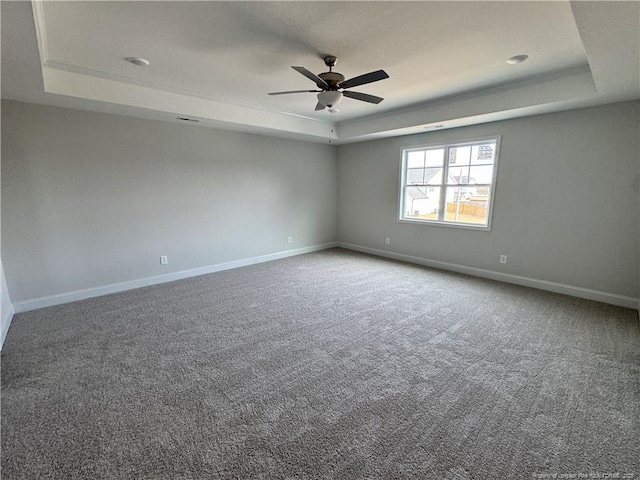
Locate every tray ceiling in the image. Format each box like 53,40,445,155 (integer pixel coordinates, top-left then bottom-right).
2,1,638,143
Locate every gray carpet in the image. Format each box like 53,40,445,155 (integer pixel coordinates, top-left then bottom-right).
2,248,639,479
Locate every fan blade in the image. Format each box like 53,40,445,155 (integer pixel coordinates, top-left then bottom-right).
292,66,329,89
343,90,384,104
339,70,389,89
268,90,321,96
315,102,326,111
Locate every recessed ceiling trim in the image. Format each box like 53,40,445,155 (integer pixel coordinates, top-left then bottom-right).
41,66,333,141
339,64,596,140
31,0,49,65
41,60,327,124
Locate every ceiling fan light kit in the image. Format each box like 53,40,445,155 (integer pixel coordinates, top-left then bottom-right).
317,90,343,108
269,55,389,112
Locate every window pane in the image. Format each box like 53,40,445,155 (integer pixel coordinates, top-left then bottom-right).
449,145,471,166
447,166,471,185
471,142,496,164
443,187,490,225
424,166,443,184
405,151,444,185
406,168,424,184
448,185,476,203
407,150,425,169
425,148,445,167
403,186,441,219
469,165,494,184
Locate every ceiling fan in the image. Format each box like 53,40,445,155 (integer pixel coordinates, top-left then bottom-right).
268,55,389,111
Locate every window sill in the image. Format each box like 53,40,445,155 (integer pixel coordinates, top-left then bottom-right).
397,218,492,231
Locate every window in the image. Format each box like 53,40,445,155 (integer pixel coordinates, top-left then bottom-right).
398,136,500,230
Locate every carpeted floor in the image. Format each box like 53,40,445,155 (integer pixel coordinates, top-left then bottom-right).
2,248,639,479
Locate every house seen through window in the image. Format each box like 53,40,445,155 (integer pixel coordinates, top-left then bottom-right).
399,137,500,229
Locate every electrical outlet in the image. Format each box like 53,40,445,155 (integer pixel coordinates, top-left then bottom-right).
160,256,168,265
499,255,507,264
385,237,390,245
287,236,293,244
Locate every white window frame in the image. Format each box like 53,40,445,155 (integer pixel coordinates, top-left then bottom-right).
398,135,501,231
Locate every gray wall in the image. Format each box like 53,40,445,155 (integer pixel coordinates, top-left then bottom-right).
2,99,638,308
2,100,338,303
337,101,640,299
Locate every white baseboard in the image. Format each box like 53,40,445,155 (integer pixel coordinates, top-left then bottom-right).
1,304,15,351
339,242,640,310
13,242,338,314
10,241,639,314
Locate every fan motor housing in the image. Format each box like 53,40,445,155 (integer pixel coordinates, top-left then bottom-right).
319,71,345,89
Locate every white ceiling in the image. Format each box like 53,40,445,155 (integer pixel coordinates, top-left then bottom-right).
2,1,639,144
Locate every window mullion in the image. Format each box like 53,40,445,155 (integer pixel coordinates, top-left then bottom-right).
437,147,449,222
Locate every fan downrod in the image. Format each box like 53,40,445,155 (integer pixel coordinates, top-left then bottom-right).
319,55,344,89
